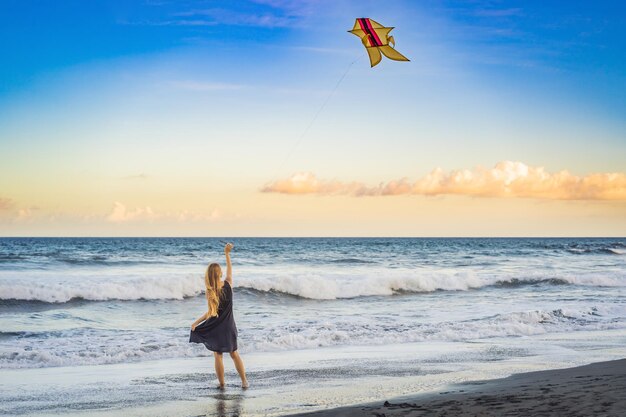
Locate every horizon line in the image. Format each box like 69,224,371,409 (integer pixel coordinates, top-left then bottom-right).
0,236,624,239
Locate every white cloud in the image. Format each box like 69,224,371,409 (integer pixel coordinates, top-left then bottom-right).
106,202,157,223
171,6,300,28
170,81,247,92
106,202,222,224
177,208,222,222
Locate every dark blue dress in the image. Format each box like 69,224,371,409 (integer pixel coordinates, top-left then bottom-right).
189,281,238,353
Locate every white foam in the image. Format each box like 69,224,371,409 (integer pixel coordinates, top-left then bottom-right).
248,305,626,351
2,268,624,302
0,274,204,303
235,270,626,300
3,304,625,369
0,333,200,369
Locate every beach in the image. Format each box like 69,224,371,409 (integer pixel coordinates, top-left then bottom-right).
289,359,626,417
2,344,625,416
1,237,625,416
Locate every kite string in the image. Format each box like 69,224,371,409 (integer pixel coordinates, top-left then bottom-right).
269,54,363,184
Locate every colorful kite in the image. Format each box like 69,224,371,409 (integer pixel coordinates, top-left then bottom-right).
348,18,410,67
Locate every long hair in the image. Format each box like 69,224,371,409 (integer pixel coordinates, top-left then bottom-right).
205,263,223,317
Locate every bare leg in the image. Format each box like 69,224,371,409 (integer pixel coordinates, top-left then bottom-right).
229,351,248,388
213,352,225,388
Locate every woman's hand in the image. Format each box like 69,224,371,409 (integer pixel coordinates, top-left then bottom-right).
224,242,234,255
191,323,198,331
224,243,233,285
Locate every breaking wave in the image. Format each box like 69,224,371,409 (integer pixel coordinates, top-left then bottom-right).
234,272,625,300
0,275,204,303
1,270,624,303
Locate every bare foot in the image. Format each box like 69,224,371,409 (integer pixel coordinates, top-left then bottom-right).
242,381,249,389
216,384,225,390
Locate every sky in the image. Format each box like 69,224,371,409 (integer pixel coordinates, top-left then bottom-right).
0,0,625,237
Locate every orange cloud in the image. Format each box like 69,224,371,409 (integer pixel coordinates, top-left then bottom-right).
0,197,14,210
261,161,626,200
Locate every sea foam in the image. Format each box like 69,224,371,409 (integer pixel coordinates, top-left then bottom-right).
235,271,626,300
1,270,624,303
0,274,204,303
2,304,624,369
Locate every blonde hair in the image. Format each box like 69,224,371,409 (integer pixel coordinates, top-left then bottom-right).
205,263,223,317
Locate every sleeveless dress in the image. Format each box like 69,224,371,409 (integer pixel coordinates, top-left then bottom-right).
189,281,238,353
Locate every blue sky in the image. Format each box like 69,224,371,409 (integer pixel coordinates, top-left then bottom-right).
2,1,625,101
0,0,625,236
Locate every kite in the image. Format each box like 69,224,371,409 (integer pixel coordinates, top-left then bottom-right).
348,18,410,67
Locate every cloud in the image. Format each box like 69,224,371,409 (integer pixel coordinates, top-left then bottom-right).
170,5,303,28
16,208,34,221
249,0,315,17
262,172,370,196
290,46,355,56
170,81,247,92
473,8,523,18
163,0,317,28
106,202,157,223
106,202,223,223
121,173,148,180
121,0,316,28
177,208,222,222
0,198,13,210
261,161,626,200
0,202,43,224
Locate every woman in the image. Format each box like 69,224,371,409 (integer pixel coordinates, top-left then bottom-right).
190,242,248,389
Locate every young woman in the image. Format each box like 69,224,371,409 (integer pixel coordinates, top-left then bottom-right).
189,242,248,389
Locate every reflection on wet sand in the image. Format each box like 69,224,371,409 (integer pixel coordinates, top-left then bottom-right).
210,392,244,417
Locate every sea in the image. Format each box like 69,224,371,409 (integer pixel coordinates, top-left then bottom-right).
1,237,625,416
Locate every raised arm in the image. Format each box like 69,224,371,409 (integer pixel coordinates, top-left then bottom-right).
224,243,233,286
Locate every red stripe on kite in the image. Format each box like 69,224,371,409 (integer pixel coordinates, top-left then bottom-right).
358,18,382,47
364,18,383,46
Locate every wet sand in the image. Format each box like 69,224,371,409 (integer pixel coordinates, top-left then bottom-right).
288,358,626,417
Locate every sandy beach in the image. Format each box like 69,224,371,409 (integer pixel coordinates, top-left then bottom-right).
4,340,625,416
289,358,626,417
1,238,626,416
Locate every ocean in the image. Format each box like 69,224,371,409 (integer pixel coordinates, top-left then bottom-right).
1,237,625,416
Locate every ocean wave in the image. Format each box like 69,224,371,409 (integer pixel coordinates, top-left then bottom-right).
0,254,28,262
0,331,24,340
1,305,624,369
235,272,626,300
566,246,625,255
492,278,569,288
0,253,178,266
328,258,378,264
2,270,624,303
0,275,204,303
0,329,200,369
248,305,626,352
55,256,171,266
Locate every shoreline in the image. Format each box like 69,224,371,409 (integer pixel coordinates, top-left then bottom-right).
287,358,626,417
2,340,625,416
